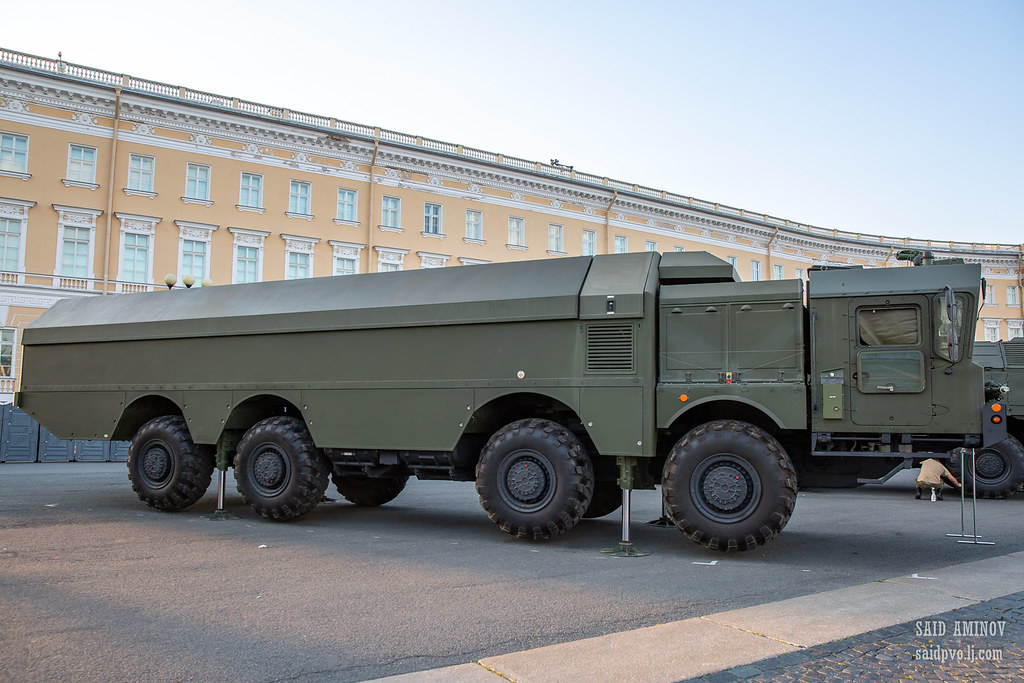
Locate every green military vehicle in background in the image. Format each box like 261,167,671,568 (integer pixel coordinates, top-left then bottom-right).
968,339,1024,497
15,251,1007,551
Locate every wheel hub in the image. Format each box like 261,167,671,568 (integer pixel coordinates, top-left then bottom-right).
141,444,172,486
975,451,1007,480
701,465,749,511
251,447,288,494
498,452,555,512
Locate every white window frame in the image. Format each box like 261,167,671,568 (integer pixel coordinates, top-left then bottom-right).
465,209,483,243
229,227,270,284
375,246,408,272
114,212,160,292
238,172,265,213
175,220,217,286
0,198,33,284
548,224,565,255
184,162,212,205
52,204,102,289
423,203,443,237
329,240,365,276
983,319,1000,342
507,217,526,250
0,327,15,381
773,264,784,280
0,131,29,178
751,260,762,281
644,240,657,252
1008,285,1020,307
381,196,402,232
582,229,596,256
613,235,627,254
1007,320,1023,340
125,153,156,196
673,246,686,253
65,144,98,188
281,234,320,280
795,268,805,281
287,180,312,218
335,188,358,225
985,284,996,306
418,251,451,269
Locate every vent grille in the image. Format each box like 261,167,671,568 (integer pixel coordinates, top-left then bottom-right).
1006,341,1024,368
586,324,635,372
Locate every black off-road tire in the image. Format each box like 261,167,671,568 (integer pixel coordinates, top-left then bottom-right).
128,415,214,511
332,473,409,506
663,420,797,552
234,416,329,520
476,418,594,540
957,436,1024,499
582,480,622,518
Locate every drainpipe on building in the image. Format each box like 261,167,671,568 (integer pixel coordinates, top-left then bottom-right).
604,190,618,254
367,134,380,272
101,86,123,295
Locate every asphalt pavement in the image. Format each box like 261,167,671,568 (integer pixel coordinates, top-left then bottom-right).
1,463,1022,682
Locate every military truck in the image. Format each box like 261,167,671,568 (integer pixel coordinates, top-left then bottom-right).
967,339,1024,497
15,251,1005,551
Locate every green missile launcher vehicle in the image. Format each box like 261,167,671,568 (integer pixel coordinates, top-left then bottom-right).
16,250,1006,551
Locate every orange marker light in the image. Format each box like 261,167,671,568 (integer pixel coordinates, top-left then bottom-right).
679,394,688,402
992,404,1002,412
992,416,1002,424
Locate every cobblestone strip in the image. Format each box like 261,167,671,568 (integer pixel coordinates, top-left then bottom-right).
687,590,1024,682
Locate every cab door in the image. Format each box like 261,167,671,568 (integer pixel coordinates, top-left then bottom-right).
849,296,933,427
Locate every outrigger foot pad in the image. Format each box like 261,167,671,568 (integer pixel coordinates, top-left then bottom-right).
200,510,240,521
601,541,651,557
645,515,675,528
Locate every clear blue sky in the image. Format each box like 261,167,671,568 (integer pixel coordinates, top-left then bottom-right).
6,0,1022,245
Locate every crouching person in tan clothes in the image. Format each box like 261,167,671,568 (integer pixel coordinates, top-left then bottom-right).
916,458,961,501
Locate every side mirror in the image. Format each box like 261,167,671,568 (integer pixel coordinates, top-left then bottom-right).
944,286,960,364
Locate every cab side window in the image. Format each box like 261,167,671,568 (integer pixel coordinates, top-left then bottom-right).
856,307,924,393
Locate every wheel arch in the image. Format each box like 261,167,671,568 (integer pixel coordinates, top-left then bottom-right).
221,393,306,440
112,394,183,441
664,398,788,444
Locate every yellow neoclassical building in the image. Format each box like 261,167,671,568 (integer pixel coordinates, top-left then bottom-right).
1,47,1022,405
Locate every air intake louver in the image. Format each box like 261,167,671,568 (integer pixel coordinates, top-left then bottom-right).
586,324,635,372
1005,341,1024,368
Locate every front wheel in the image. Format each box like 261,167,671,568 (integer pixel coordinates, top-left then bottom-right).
957,436,1024,499
476,418,594,540
234,416,329,520
128,415,214,511
663,420,797,551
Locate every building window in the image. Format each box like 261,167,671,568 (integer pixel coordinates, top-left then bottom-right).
465,210,483,241
182,239,207,281
335,256,356,275
67,145,97,183
287,252,310,279
773,264,784,280
795,268,804,280
726,255,737,267
508,217,525,247
239,173,263,208
1008,321,1023,340
613,235,627,254
236,246,259,283
376,246,407,272
127,154,155,192
381,196,401,230
751,261,762,281
548,224,564,253
582,229,596,256
1008,285,1020,307
185,163,211,201
330,240,364,276
423,203,443,235
61,227,91,277
0,132,28,174
645,240,657,252
289,180,311,215
121,233,149,283
0,218,21,272
673,246,686,252
0,329,14,378
337,189,358,222
985,284,996,305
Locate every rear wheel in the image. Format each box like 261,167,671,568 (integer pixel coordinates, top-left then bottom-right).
234,416,329,520
128,415,214,511
663,420,796,551
958,436,1024,499
476,418,594,540
332,473,409,506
